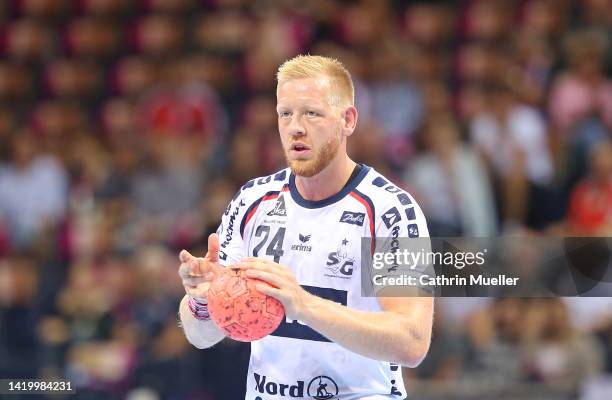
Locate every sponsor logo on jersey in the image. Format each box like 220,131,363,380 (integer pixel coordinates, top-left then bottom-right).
254,373,304,397
291,233,312,252
372,177,388,187
382,207,401,228
407,223,419,238
267,195,287,217
325,238,354,278
389,379,402,397
220,199,245,249
388,225,400,273
397,193,412,205
252,373,339,399
307,375,339,399
339,211,365,226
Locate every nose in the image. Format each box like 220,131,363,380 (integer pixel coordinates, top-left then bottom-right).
287,114,306,137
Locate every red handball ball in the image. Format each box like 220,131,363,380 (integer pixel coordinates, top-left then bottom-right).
207,268,285,342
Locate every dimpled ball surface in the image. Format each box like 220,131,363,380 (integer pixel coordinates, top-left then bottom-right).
207,268,285,342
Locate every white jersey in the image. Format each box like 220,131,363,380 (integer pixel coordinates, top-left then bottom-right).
216,165,429,400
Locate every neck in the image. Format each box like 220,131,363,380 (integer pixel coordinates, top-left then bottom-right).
294,153,357,201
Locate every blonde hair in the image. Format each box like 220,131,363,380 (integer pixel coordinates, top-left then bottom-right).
277,55,354,108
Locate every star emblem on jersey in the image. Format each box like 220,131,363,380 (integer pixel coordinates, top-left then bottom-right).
382,207,401,228
267,195,287,217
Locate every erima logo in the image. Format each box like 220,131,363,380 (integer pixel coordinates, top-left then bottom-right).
267,196,287,217
339,211,365,226
253,373,339,399
220,200,245,249
382,207,401,229
291,233,312,252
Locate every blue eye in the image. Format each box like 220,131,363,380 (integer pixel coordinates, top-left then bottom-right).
279,111,291,118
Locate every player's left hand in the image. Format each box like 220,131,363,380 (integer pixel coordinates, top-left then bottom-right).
237,257,312,321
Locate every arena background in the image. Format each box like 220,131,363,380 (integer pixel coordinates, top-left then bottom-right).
0,0,611,399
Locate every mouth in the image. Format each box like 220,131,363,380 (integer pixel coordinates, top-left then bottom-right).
289,142,311,157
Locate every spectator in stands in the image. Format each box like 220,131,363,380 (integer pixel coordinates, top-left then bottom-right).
0,131,68,248
549,29,612,135
524,299,604,388
405,114,497,236
470,81,553,228
567,139,612,235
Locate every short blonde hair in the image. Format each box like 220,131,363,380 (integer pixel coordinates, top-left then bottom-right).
277,55,354,107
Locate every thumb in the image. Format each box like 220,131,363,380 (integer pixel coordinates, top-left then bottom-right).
179,249,194,263
207,233,220,262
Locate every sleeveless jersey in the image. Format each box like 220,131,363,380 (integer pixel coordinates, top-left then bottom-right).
216,165,429,400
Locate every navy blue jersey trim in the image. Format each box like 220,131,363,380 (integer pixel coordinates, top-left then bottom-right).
240,197,264,238
351,188,376,231
238,186,288,237
288,165,371,209
239,190,277,237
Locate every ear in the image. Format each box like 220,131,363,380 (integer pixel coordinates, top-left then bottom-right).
341,106,358,137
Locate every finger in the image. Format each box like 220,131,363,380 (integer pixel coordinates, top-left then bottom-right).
241,258,285,270
180,249,194,263
241,256,271,263
207,233,220,263
245,269,284,289
255,283,283,299
197,258,223,279
190,259,203,275
239,261,281,275
179,262,197,279
236,260,268,268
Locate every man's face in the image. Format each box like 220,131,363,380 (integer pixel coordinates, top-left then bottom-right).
276,77,344,177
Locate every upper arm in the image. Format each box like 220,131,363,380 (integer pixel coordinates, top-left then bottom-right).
369,189,433,294
371,188,434,361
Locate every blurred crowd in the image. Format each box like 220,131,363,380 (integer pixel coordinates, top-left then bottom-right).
0,0,611,399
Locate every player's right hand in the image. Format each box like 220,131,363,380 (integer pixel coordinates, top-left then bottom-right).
178,233,224,301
